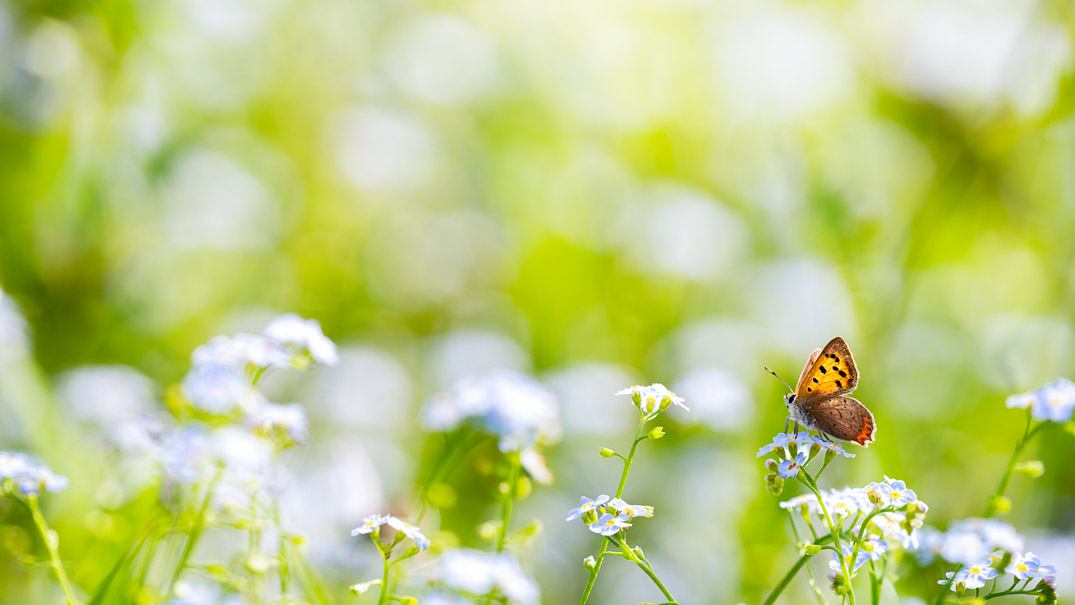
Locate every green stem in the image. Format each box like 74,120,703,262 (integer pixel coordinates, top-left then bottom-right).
984,410,1051,518
496,459,521,552
415,431,478,525
762,534,834,605
580,418,649,605
27,496,82,605
801,473,856,605
609,535,677,603
933,564,963,605
868,560,879,605
372,534,390,605
169,469,222,592
982,589,1038,600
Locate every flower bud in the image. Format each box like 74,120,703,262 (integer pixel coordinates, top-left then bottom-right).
1015,460,1045,478
397,598,417,605
803,544,822,555
824,448,837,464
764,459,778,471
765,475,784,496
599,448,616,458
989,495,1012,514
648,427,665,440
350,579,382,595
583,555,596,570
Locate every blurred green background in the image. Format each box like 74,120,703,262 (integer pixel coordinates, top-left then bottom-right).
2,0,1075,603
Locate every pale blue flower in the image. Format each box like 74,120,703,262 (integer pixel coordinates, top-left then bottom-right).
953,561,998,589
858,535,889,563
588,512,631,536
829,543,869,576
566,495,609,521
1006,378,1075,423
777,451,808,478
264,313,339,366
811,436,855,458
865,477,917,508
756,431,813,457
351,514,390,536
608,498,654,518
1008,552,1056,580
0,452,68,497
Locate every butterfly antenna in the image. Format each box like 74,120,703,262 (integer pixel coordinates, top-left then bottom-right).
763,366,793,393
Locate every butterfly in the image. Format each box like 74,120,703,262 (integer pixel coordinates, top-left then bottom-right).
765,337,876,446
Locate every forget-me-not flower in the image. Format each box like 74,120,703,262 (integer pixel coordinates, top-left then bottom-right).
567,495,610,521
609,498,654,518
1008,552,1056,580
351,514,390,536
952,562,998,589
777,451,808,478
264,313,339,367
589,512,632,536
1006,378,1075,423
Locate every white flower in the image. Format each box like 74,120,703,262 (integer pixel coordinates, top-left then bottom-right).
616,383,688,417
192,333,291,370
423,371,560,453
0,452,68,497
351,514,390,536
1007,552,1056,580
386,515,430,551
264,313,339,366
245,403,309,444
434,549,539,605
181,364,266,414
519,448,553,485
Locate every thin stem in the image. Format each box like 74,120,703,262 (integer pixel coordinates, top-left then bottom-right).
169,468,222,591
496,459,521,552
984,409,1052,518
580,418,649,605
415,431,478,525
609,535,677,603
27,496,82,605
983,589,1037,600
934,564,963,605
801,473,856,605
372,534,390,605
868,560,879,605
762,534,834,605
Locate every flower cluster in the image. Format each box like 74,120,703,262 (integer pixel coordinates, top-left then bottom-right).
0,452,68,498
616,383,688,419
937,551,1057,592
351,513,430,551
566,495,655,536
423,370,560,483
758,431,855,489
1006,377,1075,422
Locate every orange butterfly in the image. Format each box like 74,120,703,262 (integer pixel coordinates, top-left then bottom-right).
766,337,876,446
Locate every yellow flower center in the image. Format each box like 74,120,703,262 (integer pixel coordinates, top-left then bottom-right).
605,518,616,527
969,567,981,575
1017,563,1028,572
863,542,875,552
890,490,901,499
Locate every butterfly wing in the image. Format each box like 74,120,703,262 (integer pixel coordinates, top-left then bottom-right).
802,396,876,446
795,347,823,392
795,337,858,400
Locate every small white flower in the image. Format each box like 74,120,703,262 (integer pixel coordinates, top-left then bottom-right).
567,495,610,521
608,498,654,518
616,383,688,417
386,515,430,550
181,364,266,414
1007,551,1056,580
351,514,390,536
192,333,291,369
588,512,631,536
245,403,309,444
264,313,339,366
